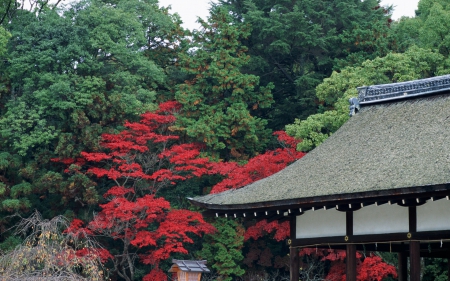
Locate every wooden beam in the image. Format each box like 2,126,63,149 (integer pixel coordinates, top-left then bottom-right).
400,198,427,207
336,204,361,212
291,241,450,256
410,241,420,281
290,230,450,246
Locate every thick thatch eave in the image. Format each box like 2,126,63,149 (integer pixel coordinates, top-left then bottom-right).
190,93,450,212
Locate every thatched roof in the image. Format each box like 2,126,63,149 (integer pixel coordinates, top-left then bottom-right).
190,76,450,213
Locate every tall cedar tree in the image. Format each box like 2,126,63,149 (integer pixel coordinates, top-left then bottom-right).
176,6,274,160
59,101,215,281
217,0,394,129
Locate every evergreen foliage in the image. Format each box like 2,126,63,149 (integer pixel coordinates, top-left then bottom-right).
176,6,274,159
218,0,394,129
198,218,246,281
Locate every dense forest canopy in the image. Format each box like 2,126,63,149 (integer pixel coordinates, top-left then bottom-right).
0,0,447,280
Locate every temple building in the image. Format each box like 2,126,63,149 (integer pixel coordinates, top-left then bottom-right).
190,74,450,281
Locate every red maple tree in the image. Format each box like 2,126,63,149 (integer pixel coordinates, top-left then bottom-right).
301,248,397,281
78,101,211,194
72,187,215,281
58,101,216,281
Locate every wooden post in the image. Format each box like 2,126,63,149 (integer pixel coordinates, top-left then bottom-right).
346,244,357,281
398,251,408,281
408,206,420,281
346,211,356,281
290,218,299,281
410,241,420,281
290,246,299,281
409,206,417,233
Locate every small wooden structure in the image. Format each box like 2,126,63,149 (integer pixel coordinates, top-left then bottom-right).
190,74,450,281
168,259,210,281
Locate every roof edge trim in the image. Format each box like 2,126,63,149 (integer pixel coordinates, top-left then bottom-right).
189,183,450,211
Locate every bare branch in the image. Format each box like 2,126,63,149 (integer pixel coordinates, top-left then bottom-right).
0,210,108,281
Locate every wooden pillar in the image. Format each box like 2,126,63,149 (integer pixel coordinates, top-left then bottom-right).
410,241,420,281
398,251,408,281
290,218,299,281
346,244,357,281
408,206,420,281
290,246,299,281
409,206,417,233
346,211,356,281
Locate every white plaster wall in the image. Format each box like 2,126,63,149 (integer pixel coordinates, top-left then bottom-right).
417,199,450,232
296,209,346,239
353,204,408,235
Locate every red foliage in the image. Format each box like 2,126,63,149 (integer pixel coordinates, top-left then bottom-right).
61,101,211,194
63,219,112,264
326,261,346,281
244,220,290,242
143,268,168,281
59,101,216,280
87,192,215,280
243,242,262,267
75,248,113,263
258,247,273,267
64,218,93,238
209,131,304,194
300,249,397,281
356,254,397,281
208,132,303,247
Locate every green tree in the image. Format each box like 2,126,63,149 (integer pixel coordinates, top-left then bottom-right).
1,1,169,157
0,0,184,214
392,0,450,59
176,6,274,159
218,0,394,129
286,46,447,151
198,218,245,281
419,0,450,56
423,258,448,281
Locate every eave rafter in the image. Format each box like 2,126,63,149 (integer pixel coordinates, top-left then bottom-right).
197,186,450,221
